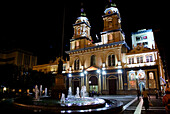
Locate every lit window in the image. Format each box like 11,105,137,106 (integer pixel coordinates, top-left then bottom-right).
137,57,140,63
74,59,79,70
146,55,153,62
108,54,115,66
128,57,134,64
137,56,143,63
91,55,96,66
149,72,154,79
146,56,150,62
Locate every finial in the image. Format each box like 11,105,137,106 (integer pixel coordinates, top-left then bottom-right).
108,0,116,7
80,2,86,17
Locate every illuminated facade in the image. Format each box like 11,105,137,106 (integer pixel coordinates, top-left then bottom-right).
33,57,67,74
33,2,165,95
0,48,37,70
62,2,165,95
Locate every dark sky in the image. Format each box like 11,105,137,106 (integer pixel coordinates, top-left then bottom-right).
1,0,162,67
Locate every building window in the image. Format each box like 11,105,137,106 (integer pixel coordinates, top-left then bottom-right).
137,56,143,63
129,71,136,89
146,55,153,62
75,41,80,49
74,59,79,70
91,55,96,66
128,57,134,64
148,72,156,88
108,54,115,67
108,34,113,41
149,72,154,79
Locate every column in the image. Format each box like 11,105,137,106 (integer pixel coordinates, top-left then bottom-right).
102,75,105,90
98,73,101,94
81,76,84,87
103,75,107,90
86,74,89,92
69,77,72,87
118,74,123,90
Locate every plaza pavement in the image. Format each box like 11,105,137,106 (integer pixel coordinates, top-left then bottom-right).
98,95,166,114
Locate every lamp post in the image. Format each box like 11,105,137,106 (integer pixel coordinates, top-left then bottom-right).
97,69,101,94
118,69,123,90
136,75,140,100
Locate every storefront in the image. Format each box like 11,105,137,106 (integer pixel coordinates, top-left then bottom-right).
126,66,159,92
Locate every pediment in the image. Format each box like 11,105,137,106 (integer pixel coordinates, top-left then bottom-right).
128,45,152,54
85,66,98,71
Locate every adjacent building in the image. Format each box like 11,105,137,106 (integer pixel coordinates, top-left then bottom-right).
0,48,37,70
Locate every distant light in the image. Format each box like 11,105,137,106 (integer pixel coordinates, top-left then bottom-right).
3,87,7,91
68,74,72,77
89,81,91,84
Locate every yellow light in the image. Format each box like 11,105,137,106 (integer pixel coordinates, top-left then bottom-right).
3,87,7,91
19,89,22,92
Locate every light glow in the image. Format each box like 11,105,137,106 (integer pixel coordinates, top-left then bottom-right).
97,69,101,73
102,71,106,75
80,73,84,76
118,69,122,74
68,74,72,77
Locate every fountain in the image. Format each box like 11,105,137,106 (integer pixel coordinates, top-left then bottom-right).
34,85,39,101
44,88,48,97
40,85,42,97
81,85,88,98
75,87,80,98
67,87,73,98
13,85,123,113
60,93,65,103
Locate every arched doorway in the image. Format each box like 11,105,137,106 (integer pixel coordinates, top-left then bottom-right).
72,78,80,95
89,76,98,93
108,76,117,95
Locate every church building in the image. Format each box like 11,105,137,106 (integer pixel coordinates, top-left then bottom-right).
33,1,165,95
62,1,165,95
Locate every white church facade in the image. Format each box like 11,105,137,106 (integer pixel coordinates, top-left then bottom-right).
33,2,165,95
62,2,165,95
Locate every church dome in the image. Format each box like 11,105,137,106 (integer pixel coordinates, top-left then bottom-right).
104,7,119,15
75,16,90,26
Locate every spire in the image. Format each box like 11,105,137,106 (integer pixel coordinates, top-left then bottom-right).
80,2,86,17
107,0,116,8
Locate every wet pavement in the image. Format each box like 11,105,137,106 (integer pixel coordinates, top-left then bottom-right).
98,95,166,114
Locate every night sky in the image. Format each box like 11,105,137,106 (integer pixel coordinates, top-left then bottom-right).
1,0,163,72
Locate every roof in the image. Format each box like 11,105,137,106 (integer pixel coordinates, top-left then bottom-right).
65,41,130,54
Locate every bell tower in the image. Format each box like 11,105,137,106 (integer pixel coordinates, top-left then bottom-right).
101,0,125,44
70,8,92,50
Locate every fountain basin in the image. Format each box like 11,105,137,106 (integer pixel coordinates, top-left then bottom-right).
13,96,123,113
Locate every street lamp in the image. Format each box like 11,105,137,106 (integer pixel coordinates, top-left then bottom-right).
80,73,84,77
102,70,106,75
68,74,72,77
84,71,87,74
97,69,101,73
118,69,122,74
136,75,140,99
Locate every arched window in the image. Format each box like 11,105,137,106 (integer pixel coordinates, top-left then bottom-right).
108,54,115,66
90,55,96,66
74,59,79,70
